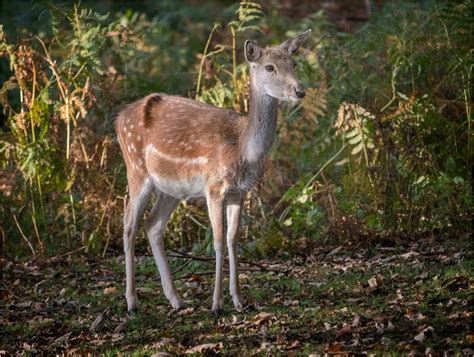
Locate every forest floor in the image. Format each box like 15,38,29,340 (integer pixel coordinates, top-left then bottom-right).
1,236,472,356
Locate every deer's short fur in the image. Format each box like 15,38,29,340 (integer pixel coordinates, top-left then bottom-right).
115,30,311,314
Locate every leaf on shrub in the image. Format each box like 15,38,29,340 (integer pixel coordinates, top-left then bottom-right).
345,128,360,138
348,133,363,145
335,158,349,166
351,142,364,155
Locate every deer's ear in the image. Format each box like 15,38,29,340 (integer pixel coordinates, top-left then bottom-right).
281,29,311,55
244,40,261,62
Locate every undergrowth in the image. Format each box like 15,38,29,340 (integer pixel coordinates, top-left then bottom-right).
0,1,472,258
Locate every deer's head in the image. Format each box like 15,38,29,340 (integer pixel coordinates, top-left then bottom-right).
244,29,311,102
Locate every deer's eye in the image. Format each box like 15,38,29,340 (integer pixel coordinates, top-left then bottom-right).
265,65,275,72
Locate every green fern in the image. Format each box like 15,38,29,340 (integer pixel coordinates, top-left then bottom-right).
228,1,263,33
335,102,376,165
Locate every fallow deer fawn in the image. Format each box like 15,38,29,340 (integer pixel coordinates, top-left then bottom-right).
115,30,311,315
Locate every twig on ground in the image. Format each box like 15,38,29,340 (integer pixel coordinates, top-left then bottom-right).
171,257,194,275
59,245,86,258
176,266,278,280
168,248,276,272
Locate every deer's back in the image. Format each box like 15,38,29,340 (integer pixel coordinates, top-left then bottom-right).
115,94,249,199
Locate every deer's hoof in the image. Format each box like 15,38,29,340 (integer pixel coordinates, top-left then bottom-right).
173,303,187,312
169,294,185,310
212,308,224,318
126,295,138,312
127,307,137,317
232,296,246,312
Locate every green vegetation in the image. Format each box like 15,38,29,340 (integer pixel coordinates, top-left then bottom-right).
0,1,471,255
1,1,471,257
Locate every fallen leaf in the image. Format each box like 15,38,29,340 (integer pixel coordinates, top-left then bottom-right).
103,287,117,295
400,251,419,259
253,312,274,325
327,246,343,256
136,287,156,294
414,326,434,343
114,321,126,333
324,343,343,353
368,276,378,288
189,274,202,282
425,347,434,356
53,332,72,346
335,324,352,338
149,338,175,349
462,349,474,356
287,340,300,349
186,342,223,354
177,307,194,316
90,308,110,332
33,302,44,311
283,299,299,306
375,322,384,334
271,297,282,304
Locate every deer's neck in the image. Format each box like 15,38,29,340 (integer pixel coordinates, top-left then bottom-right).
241,79,278,163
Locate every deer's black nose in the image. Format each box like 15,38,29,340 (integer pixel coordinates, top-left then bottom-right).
294,86,305,98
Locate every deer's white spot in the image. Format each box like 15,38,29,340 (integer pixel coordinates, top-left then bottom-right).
131,143,136,152
130,124,135,129
128,132,131,137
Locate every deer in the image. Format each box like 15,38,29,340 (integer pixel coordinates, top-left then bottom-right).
115,29,311,315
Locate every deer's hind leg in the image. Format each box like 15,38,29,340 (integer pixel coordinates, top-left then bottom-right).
144,191,183,310
206,189,225,315
123,176,153,312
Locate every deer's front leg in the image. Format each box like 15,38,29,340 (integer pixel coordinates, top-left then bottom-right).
206,190,225,315
226,194,246,311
